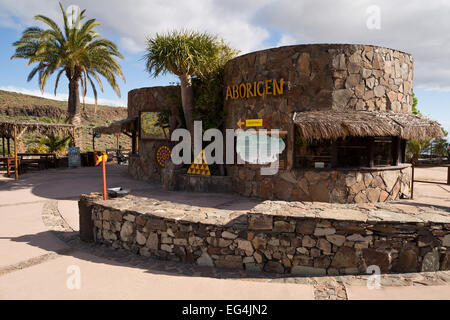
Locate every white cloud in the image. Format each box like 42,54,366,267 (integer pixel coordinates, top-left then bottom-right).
0,86,126,107
277,34,297,47
2,0,450,90
258,0,450,91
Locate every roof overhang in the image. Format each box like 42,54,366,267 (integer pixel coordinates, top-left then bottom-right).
292,111,443,140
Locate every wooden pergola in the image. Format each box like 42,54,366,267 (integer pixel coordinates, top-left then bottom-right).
0,120,76,179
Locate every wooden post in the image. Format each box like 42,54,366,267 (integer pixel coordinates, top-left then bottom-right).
447,166,450,185
116,134,120,150
92,134,95,151
102,154,107,200
2,136,4,156
131,131,137,154
13,125,18,180
7,137,10,154
411,164,415,199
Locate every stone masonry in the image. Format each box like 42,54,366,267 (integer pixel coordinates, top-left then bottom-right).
82,194,450,276
223,44,415,203
229,164,411,203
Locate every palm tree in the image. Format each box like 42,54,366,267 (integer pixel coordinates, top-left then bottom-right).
11,2,125,129
144,30,236,135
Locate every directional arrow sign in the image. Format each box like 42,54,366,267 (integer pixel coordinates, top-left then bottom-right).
236,117,271,129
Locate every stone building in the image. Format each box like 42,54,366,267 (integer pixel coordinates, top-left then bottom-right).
96,44,443,203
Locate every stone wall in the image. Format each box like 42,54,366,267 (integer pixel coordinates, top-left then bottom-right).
128,139,170,182
127,86,180,118
229,165,411,203
223,44,414,203
224,44,413,121
83,194,450,275
127,86,180,181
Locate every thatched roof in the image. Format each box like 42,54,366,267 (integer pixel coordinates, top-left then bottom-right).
93,117,137,135
292,111,444,140
0,120,76,139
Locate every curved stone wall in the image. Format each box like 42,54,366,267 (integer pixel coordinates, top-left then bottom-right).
127,86,180,118
82,194,450,276
223,44,413,123
223,44,414,203
229,165,411,203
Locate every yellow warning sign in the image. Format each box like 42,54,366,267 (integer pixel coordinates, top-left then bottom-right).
187,149,211,176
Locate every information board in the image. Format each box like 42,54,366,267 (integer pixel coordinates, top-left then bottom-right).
68,146,81,167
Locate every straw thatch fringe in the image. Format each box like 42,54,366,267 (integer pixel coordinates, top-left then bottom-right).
292,111,443,141
0,120,76,139
93,117,137,135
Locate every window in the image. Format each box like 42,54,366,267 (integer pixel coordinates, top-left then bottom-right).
336,136,368,167
294,127,398,168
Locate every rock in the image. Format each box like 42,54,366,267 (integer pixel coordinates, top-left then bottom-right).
207,237,232,247
393,247,418,272
302,235,316,248
314,256,331,268
296,220,316,234
120,221,134,242
374,85,385,97
251,233,267,249
296,247,309,255
442,234,450,247
332,89,353,108
103,230,117,241
291,266,326,276
248,214,273,230
273,221,295,233
317,238,332,253
346,234,371,242
326,234,346,246
146,232,159,250
123,214,135,222
173,238,188,246
441,252,450,270
243,256,255,264
237,239,254,255
144,218,167,231
421,250,440,272
314,227,336,236
136,230,147,245
161,244,172,253
297,52,310,74
331,247,359,268
221,231,238,239
215,260,243,270
366,188,381,203
264,261,285,273
362,248,390,273
332,53,346,70
254,251,264,264
245,263,263,272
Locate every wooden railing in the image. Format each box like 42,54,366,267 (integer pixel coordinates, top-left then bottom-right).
411,164,450,199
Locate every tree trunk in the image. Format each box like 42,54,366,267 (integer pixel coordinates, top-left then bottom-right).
68,79,81,126
67,77,81,147
179,74,194,136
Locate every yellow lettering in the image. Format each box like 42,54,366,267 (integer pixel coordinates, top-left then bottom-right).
257,81,264,97
239,83,246,99
225,86,233,100
273,78,284,95
265,79,272,96
246,83,253,98
232,85,239,99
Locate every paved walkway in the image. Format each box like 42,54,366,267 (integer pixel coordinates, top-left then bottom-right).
0,165,449,300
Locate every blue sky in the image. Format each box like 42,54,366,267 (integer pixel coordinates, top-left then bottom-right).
0,0,449,138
